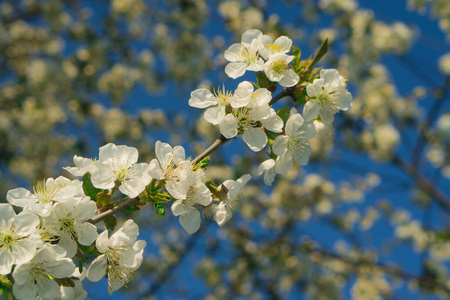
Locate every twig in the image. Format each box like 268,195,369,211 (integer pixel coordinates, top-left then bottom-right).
191,135,229,165
88,197,138,224
393,156,450,212
269,88,290,106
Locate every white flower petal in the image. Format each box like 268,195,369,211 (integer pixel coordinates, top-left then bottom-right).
219,114,238,139
241,29,262,44
279,69,299,87
179,209,201,234
285,113,305,136
86,255,108,282
272,135,289,156
225,62,248,79
243,128,268,152
189,89,216,108
303,100,321,122
204,106,226,125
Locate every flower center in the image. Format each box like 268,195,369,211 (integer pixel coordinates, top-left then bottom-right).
319,92,340,113
287,131,308,161
271,58,288,74
162,158,180,181
238,44,258,65
0,232,16,250
106,246,129,265
110,157,137,182
213,85,233,106
108,264,135,289
59,216,78,240
267,43,285,54
235,108,257,130
33,180,64,204
28,262,50,286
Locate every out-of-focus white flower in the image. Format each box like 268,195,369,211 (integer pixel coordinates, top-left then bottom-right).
224,29,264,78
188,81,253,125
259,35,292,60
437,113,450,138
219,104,283,152
273,113,316,175
86,220,146,295
304,68,353,124
263,53,299,87
12,247,76,300
148,141,186,182
0,204,41,275
90,143,151,198
438,52,450,75
257,159,277,185
7,176,83,217
44,197,98,257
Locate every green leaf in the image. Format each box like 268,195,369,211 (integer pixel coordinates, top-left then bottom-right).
276,107,291,124
78,260,83,274
82,173,102,201
154,202,166,217
198,156,210,168
96,191,111,207
256,71,271,88
292,46,302,73
125,205,138,212
309,38,328,69
103,215,117,231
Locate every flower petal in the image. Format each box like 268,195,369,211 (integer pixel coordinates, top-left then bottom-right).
242,128,268,152
189,89,216,108
204,106,226,125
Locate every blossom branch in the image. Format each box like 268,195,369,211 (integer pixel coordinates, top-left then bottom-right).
268,88,290,106
191,135,229,165
88,197,139,224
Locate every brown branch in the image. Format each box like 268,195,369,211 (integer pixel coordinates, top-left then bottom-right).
269,88,290,106
191,134,229,165
88,197,139,224
393,155,450,212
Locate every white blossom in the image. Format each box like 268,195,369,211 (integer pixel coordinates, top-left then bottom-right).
259,34,292,60
204,174,251,227
44,197,98,257
188,81,253,125
167,162,213,234
86,220,146,295
304,68,353,124
12,247,76,300
219,104,283,152
0,204,41,274
257,158,277,185
273,112,316,175
64,155,97,177
148,141,186,182
91,143,151,198
224,29,264,78
263,53,299,87
7,176,83,217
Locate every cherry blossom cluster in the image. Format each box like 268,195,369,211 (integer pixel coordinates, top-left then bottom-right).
0,28,352,299
1,141,250,299
191,29,353,185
